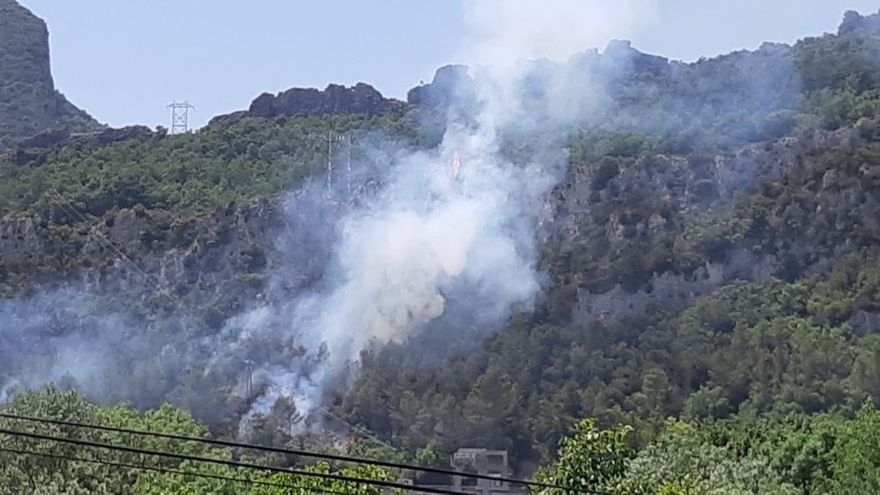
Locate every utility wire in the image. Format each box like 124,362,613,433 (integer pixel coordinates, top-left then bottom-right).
0,446,348,495
0,412,596,493
41,172,606,495
51,189,208,331
0,427,467,495
51,189,162,292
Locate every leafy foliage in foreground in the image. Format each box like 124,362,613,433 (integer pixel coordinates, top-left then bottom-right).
0,388,393,495
538,406,880,495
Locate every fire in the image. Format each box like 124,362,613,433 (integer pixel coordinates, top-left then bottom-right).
452,151,462,179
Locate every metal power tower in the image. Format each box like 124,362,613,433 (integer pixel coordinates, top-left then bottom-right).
167,101,195,134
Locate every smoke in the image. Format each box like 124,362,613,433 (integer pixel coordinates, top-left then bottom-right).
459,0,653,124
0,288,161,404
461,0,655,67
226,0,659,422
232,130,555,422
0,0,660,432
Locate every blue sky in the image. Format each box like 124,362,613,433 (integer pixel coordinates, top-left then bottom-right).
19,0,880,129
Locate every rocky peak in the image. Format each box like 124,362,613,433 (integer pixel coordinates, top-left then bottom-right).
0,0,51,89
209,82,404,125
407,64,473,107
0,0,101,150
602,39,670,75
838,9,880,36
248,82,400,118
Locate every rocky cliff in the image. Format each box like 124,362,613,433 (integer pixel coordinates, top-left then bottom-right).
0,0,101,151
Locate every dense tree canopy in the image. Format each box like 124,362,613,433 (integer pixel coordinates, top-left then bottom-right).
0,388,394,495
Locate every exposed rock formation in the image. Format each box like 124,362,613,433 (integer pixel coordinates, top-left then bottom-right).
407,64,474,107
838,9,880,36
0,0,101,150
209,83,406,125
12,125,159,165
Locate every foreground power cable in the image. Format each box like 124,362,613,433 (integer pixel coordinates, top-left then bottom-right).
0,427,468,495
0,412,596,493
0,446,348,495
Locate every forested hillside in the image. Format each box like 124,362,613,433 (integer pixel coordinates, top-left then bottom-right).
341,9,880,472
2,4,880,493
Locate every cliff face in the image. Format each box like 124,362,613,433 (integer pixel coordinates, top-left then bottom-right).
0,0,101,150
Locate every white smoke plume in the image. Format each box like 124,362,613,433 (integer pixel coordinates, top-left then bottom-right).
459,0,657,127
0,0,661,432
235,0,659,422
461,0,656,67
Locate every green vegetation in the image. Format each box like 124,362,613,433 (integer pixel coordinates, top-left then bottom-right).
0,114,417,219
338,17,880,474
538,406,880,494
0,387,393,495
4,6,880,493
344,252,880,463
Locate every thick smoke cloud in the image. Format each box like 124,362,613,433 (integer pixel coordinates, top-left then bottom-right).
233,129,554,419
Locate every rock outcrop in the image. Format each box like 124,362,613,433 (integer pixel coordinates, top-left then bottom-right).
838,9,880,36
0,0,101,150
209,83,405,125
407,64,474,108
540,125,871,323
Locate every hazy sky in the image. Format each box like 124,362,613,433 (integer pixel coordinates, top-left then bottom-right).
19,0,880,129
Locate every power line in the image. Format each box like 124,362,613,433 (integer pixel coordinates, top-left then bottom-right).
0,412,596,493
0,427,467,495
50,188,207,331
44,192,459,491
0,446,348,495
37,147,604,495
46,150,402,458
51,189,163,292
318,405,398,451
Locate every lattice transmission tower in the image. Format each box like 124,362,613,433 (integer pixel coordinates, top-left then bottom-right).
167,101,195,134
